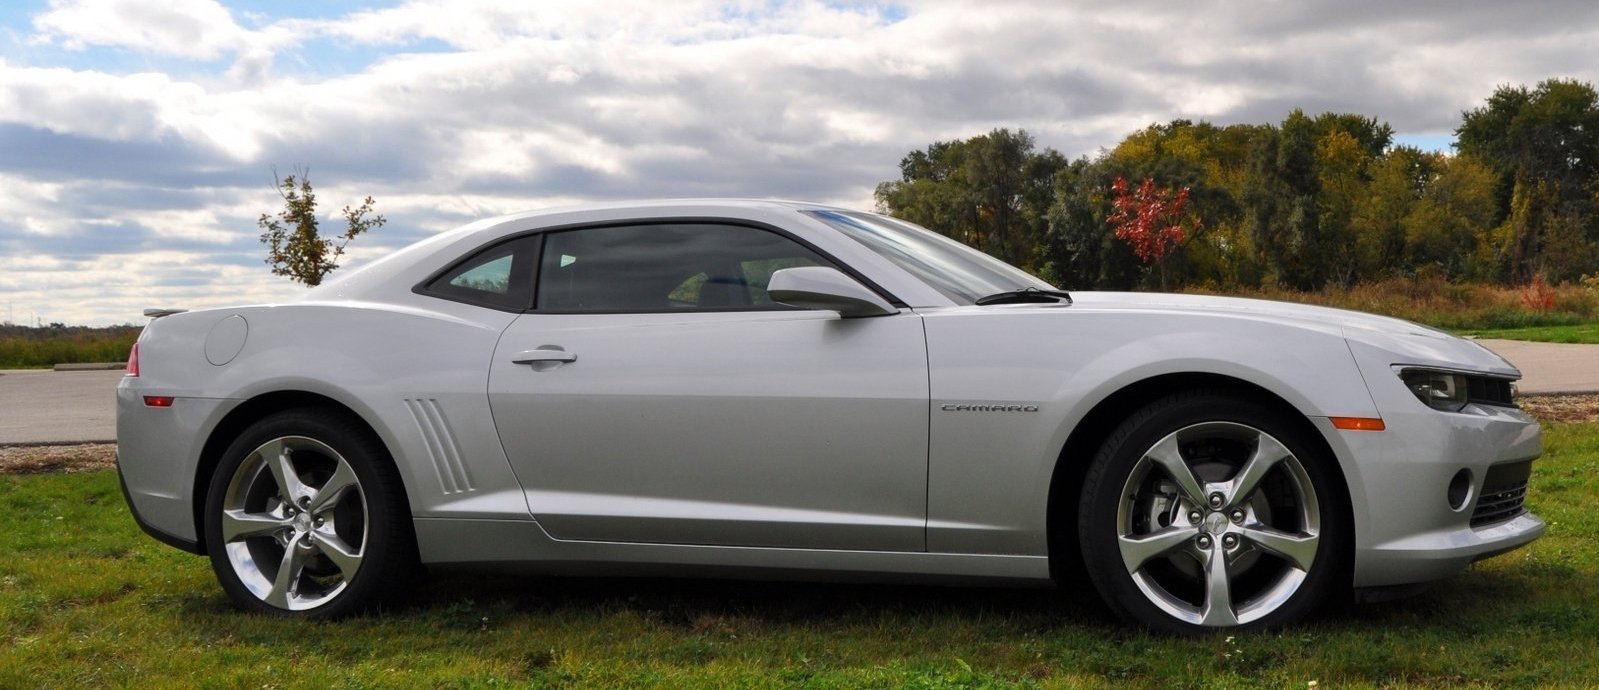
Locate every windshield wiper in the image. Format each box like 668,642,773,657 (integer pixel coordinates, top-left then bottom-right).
975,287,1074,306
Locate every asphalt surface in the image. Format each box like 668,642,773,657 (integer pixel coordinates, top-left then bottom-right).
0,338,1596,445
0,369,124,444
1471,339,1599,395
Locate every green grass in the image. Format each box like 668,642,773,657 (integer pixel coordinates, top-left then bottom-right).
4,426,1599,688
1463,323,1599,344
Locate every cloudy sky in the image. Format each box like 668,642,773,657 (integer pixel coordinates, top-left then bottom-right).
2,0,1596,325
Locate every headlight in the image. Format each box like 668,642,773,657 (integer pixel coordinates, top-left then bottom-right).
1399,369,1469,412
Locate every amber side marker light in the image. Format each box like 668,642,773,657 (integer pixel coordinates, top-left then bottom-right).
1330,416,1385,431
143,396,175,408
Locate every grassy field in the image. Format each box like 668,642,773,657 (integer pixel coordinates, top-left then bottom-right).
1463,324,1599,344
2,426,1596,688
1192,278,1599,334
0,325,139,369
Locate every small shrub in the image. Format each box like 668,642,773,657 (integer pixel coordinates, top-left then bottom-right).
1520,274,1557,313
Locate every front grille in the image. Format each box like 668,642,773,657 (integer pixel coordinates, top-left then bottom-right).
1467,376,1516,407
1472,460,1532,527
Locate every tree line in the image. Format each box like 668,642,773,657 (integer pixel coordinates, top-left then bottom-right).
875,78,1599,292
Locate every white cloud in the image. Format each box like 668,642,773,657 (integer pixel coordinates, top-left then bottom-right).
31,0,249,60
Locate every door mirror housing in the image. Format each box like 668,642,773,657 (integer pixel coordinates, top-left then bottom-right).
768,266,896,318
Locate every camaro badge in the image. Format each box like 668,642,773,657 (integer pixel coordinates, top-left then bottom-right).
940,403,1040,412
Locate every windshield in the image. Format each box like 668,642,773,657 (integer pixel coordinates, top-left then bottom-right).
803,210,1055,305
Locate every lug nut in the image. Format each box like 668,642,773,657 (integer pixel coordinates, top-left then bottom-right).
314,518,324,527
1230,509,1245,524
299,497,311,508
1188,511,1203,524
1222,534,1239,549
1208,493,1225,509
1197,535,1214,550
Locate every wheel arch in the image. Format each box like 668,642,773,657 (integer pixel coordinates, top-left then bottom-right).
1045,372,1353,583
191,390,408,556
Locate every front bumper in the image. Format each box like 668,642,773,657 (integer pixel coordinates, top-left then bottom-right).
1331,341,1546,588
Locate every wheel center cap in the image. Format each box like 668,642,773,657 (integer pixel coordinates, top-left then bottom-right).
1203,511,1229,535
294,512,313,533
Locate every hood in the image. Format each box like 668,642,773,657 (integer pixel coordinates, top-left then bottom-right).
1065,291,1521,378
1068,292,1436,336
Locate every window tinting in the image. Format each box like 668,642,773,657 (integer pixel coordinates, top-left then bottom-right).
803,209,1053,304
423,235,538,310
450,254,514,294
536,224,833,312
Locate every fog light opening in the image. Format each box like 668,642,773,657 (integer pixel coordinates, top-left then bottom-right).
1447,468,1473,511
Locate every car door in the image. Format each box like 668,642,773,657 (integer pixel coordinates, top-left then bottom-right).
488,221,930,551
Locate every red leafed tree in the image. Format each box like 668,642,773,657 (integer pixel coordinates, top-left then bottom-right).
1107,177,1196,289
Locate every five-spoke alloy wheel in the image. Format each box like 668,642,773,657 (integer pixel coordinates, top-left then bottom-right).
1080,391,1348,633
204,410,414,618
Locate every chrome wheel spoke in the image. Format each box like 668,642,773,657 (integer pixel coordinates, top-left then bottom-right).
1199,544,1239,627
261,439,309,504
308,460,359,514
1145,435,1207,507
314,532,364,580
1228,433,1291,504
1119,525,1200,574
1240,524,1319,571
265,533,311,608
221,510,290,542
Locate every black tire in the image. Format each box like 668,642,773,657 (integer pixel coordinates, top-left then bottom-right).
1077,390,1349,634
203,408,415,618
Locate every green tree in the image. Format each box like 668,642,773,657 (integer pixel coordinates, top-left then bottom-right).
1457,78,1599,280
1411,153,1497,279
1352,145,1430,278
875,129,1062,268
1315,129,1369,286
258,171,386,287
1038,157,1136,289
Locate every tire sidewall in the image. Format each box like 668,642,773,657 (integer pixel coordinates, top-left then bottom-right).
1078,392,1350,634
203,409,409,618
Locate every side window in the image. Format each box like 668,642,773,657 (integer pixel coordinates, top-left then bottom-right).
536,224,835,313
421,236,538,311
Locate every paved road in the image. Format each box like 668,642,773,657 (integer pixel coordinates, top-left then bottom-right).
0,338,1596,444
1473,339,1599,395
0,369,125,444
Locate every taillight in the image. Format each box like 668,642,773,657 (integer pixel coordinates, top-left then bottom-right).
126,342,140,377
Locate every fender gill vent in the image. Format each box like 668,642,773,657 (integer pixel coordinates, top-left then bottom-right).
404,398,475,494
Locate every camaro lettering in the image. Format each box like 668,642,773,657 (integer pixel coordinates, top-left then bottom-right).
940,403,1040,412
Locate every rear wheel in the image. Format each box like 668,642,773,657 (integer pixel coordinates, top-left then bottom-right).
203,409,414,617
1078,391,1348,633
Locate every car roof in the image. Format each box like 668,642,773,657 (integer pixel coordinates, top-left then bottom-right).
466,198,855,228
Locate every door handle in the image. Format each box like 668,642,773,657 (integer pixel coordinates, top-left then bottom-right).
512,348,577,365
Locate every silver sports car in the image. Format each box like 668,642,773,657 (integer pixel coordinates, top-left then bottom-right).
116,199,1544,632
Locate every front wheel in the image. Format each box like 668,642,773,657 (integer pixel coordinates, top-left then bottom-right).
203,409,414,617
1078,391,1349,633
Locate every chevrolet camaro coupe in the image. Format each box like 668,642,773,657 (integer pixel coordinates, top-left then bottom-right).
116,199,1544,632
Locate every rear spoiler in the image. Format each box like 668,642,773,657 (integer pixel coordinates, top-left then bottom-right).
143,308,188,319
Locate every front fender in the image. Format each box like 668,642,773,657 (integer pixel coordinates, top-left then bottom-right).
920,307,1378,556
